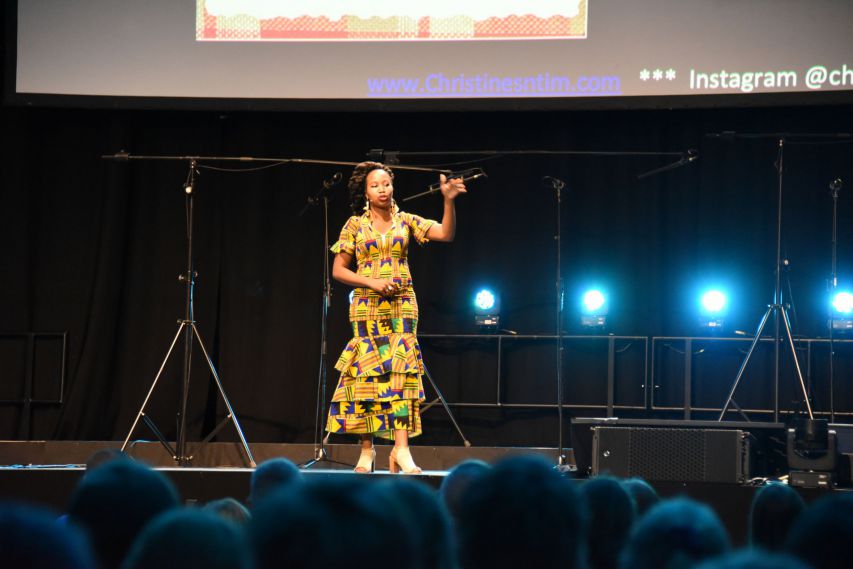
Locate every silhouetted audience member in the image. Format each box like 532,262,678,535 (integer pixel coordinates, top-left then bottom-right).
376,477,457,569
0,502,95,569
748,482,805,551
619,497,730,569
455,455,587,569
122,508,252,569
438,459,491,520
204,497,251,524
785,492,853,569
581,475,636,569
249,476,418,569
695,549,810,569
621,477,660,517
85,449,129,471
248,457,303,508
68,460,180,569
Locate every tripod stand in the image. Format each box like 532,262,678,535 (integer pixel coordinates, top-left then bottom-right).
121,160,256,467
301,173,353,469
718,138,812,423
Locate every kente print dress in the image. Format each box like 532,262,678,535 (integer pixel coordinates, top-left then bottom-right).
326,210,435,439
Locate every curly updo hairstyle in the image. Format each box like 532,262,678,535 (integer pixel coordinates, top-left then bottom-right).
348,161,394,215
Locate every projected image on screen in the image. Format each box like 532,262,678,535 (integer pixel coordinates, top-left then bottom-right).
12,0,853,105
196,0,588,41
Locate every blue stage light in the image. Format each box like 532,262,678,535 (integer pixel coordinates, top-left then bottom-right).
582,290,606,313
833,291,853,315
580,289,607,328
701,290,728,314
475,289,496,311
699,289,728,329
473,288,500,328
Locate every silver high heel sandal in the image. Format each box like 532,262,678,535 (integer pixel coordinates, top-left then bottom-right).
389,446,422,474
354,447,375,473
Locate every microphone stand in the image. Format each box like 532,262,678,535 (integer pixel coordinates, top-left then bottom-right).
544,176,569,469
828,178,842,424
301,173,352,469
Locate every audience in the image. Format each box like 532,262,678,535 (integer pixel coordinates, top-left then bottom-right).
621,477,660,517
204,497,252,524
438,459,491,520
785,492,853,569
376,477,457,569
580,475,636,569
0,502,95,569
10,451,853,569
248,457,303,508
619,497,730,569
748,481,805,551
122,508,252,569
67,459,180,569
249,476,418,569
455,455,587,569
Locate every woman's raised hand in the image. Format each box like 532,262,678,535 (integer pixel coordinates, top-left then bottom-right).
440,174,467,201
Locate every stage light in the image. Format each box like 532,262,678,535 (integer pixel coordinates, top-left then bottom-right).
473,288,500,328
580,289,608,328
699,289,727,329
829,290,853,331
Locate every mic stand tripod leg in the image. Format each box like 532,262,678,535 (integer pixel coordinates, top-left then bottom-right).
121,323,186,457
190,323,257,467
421,362,471,447
780,306,814,419
718,306,773,421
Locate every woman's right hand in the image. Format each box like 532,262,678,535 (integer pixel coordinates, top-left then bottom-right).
370,278,399,297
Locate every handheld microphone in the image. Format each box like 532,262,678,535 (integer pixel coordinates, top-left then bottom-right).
425,168,487,193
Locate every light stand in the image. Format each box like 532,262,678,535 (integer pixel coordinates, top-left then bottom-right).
120,160,256,466
827,178,843,423
718,138,812,423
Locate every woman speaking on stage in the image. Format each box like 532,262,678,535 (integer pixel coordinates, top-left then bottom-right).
326,161,466,474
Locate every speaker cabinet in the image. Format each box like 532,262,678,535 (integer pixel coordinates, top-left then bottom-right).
591,426,750,483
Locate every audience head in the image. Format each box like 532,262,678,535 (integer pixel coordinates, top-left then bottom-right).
455,454,587,569
85,449,129,471
785,492,853,569
203,497,251,524
621,477,660,517
581,475,636,569
619,497,730,569
249,458,302,508
68,459,180,569
123,508,252,569
376,477,456,569
748,482,805,551
695,549,810,569
0,502,95,569
439,459,491,519
249,475,418,569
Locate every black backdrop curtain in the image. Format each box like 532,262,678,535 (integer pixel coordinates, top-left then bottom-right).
2,99,852,445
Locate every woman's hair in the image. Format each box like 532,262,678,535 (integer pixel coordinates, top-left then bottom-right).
348,161,394,215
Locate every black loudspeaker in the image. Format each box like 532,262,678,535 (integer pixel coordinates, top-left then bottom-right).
591,427,751,483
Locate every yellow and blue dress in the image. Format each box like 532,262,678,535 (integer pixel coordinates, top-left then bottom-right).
326,210,435,439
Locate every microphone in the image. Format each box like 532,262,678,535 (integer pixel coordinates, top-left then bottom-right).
830,178,843,192
542,176,565,190
323,172,343,189
425,168,487,193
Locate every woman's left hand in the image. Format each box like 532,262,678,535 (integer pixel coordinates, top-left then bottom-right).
440,174,467,201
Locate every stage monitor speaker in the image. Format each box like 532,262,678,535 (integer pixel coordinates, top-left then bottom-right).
591,426,750,483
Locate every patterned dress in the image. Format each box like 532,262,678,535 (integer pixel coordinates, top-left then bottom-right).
325,210,436,439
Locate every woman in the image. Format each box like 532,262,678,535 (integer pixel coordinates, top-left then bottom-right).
326,161,466,473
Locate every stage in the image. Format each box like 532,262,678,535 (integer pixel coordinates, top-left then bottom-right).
0,435,850,546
